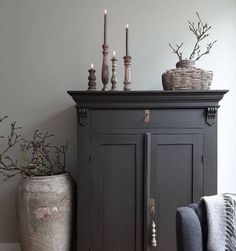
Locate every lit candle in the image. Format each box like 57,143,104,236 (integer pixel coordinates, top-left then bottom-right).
126,24,129,56
91,63,94,69
113,51,116,57
104,9,107,44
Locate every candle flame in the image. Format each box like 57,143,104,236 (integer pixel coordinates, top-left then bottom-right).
113,51,116,56
91,63,94,69
126,24,129,28
104,9,107,14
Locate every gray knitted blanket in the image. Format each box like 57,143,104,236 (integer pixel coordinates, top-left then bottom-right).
201,194,236,251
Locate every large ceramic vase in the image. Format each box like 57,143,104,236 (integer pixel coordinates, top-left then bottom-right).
16,173,74,251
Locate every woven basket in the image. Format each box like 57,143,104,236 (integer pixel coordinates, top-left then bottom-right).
162,60,213,90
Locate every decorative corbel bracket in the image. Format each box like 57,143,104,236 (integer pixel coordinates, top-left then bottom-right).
206,107,218,126
78,108,89,127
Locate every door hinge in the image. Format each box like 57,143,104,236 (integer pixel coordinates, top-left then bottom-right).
202,155,204,164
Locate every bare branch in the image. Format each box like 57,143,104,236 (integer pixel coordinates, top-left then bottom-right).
0,116,9,139
169,42,184,61
0,120,21,178
0,121,21,157
188,12,216,61
195,40,217,61
0,116,8,123
54,142,68,173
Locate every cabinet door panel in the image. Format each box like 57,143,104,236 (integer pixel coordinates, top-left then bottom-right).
91,135,144,251
151,134,203,251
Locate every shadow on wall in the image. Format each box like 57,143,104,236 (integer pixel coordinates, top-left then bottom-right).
0,105,78,243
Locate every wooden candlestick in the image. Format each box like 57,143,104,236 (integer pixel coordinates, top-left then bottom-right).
111,55,118,91
88,68,96,91
123,55,132,91
101,44,109,91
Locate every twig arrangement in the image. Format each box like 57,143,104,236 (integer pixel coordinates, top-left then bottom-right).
0,116,68,181
20,130,68,177
169,12,217,62
0,116,21,181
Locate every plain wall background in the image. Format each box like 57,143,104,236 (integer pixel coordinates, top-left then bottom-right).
0,0,235,246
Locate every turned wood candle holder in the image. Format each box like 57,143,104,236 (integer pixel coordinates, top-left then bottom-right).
88,68,96,91
111,56,118,91
101,44,109,91
123,55,132,91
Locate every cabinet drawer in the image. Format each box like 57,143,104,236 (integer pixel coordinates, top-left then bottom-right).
91,109,204,129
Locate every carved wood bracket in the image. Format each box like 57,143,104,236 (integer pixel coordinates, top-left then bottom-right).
206,107,218,126
78,108,89,126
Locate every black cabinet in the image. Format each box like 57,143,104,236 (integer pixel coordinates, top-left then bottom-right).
68,90,227,251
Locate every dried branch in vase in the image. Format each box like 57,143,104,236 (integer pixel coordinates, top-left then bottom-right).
54,142,68,173
169,12,217,62
20,130,68,177
0,117,68,181
169,43,184,61
20,130,55,176
0,118,22,181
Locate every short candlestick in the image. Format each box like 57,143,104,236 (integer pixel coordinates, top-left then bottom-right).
111,55,118,91
88,67,97,91
123,55,132,91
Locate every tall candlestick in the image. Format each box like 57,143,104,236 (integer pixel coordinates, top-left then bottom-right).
101,9,109,91
101,44,109,91
124,24,131,90
126,24,129,56
104,9,107,44
101,9,109,90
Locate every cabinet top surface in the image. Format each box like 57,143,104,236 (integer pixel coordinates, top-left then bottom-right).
68,90,228,109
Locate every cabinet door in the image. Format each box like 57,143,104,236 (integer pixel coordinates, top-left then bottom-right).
150,134,203,251
90,134,144,251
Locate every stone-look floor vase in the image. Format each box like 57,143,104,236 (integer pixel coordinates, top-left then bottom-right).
16,173,74,251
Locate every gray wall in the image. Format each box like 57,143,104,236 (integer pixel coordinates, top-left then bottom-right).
0,0,235,247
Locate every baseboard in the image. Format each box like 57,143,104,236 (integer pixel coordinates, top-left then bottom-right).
0,243,20,251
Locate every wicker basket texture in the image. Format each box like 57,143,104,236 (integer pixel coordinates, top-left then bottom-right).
162,60,213,90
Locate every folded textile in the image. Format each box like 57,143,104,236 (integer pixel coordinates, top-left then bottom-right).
201,194,236,251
